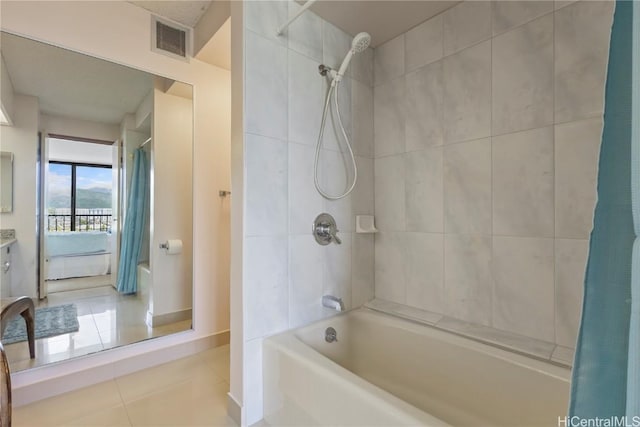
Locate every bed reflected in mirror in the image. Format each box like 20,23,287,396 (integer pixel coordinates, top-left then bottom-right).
0,31,193,372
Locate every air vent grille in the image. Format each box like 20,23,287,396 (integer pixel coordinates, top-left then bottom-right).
156,20,186,57
151,16,190,61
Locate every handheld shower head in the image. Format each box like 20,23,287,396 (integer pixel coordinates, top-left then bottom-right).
351,32,371,53
334,32,371,82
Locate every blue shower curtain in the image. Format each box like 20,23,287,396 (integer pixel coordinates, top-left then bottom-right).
627,0,640,417
569,0,638,418
116,148,149,294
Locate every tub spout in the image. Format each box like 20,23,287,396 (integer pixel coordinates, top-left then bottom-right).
322,295,344,312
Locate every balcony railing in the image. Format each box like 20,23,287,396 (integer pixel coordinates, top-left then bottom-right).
47,211,112,232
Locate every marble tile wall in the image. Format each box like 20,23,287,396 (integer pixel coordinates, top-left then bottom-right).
242,1,374,423
373,0,613,347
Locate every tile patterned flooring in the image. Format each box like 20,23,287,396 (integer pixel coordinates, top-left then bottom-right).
12,345,235,426
4,284,190,372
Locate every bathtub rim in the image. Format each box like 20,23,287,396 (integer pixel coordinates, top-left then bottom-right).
292,308,571,382
365,298,573,369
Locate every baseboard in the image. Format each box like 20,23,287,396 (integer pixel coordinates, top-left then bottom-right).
146,308,192,327
211,329,230,347
227,392,242,426
11,329,230,407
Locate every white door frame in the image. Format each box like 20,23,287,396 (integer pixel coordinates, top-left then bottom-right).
38,134,50,299
110,140,122,289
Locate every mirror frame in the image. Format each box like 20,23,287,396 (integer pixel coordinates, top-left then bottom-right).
0,30,196,371
0,151,14,213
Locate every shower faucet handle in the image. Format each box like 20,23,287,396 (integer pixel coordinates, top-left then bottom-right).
313,213,341,245
330,227,342,245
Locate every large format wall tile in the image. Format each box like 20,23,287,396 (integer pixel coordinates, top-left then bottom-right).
374,78,406,157
244,236,289,340
405,232,445,314
243,6,376,423
554,0,577,10
352,234,375,307
245,1,288,45
443,1,492,56
323,21,352,75
493,127,554,238
245,133,288,236
444,138,492,235
245,31,288,140
405,14,443,73
323,233,353,309
288,143,323,235
405,147,443,232
492,236,555,342
374,155,405,231
555,239,589,347
444,234,493,326
364,0,610,354
555,1,613,123
287,1,323,62
375,232,406,304
492,1,554,36
374,34,405,86
289,235,324,328
555,118,602,239
289,51,323,146
492,15,553,135
352,79,374,158
443,41,492,144
352,47,374,87
321,77,353,153
319,149,353,232
352,156,374,227
405,61,444,151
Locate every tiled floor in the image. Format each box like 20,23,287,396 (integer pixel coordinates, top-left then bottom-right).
5,285,190,372
12,345,235,427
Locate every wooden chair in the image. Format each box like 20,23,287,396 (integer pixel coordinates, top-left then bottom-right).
0,341,11,427
0,297,35,359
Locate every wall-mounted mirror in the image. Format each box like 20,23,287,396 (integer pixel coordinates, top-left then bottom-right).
0,31,193,372
0,151,13,212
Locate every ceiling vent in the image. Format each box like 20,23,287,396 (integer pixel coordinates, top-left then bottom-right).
151,16,191,61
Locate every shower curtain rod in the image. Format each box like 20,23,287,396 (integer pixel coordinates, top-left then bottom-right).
141,137,151,148
276,0,318,35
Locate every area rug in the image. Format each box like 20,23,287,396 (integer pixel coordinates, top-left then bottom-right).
1,304,79,345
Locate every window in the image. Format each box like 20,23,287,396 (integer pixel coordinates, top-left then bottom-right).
47,162,112,232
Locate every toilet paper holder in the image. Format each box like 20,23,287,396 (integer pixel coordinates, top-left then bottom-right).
159,239,183,255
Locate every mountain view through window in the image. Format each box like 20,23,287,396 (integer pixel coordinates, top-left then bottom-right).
47,163,112,232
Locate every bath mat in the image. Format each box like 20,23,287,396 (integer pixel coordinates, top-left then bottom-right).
1,304,79,345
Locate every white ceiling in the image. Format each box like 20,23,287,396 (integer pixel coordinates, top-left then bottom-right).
305,0,460,47
128,1,213,28
1,32,153,125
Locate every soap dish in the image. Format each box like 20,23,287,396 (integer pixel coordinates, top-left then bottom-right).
355,215,378,233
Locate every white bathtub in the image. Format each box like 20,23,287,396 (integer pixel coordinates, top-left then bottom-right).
263,308,571,426
45,231,111,280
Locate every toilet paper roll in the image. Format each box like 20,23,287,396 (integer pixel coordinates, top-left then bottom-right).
165,239,183,255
